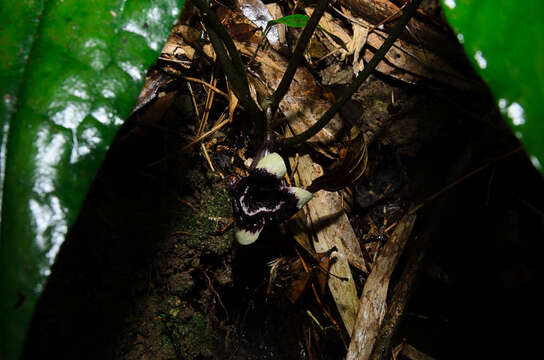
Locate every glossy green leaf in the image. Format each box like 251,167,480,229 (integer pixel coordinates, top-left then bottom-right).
442,0,544,172
0,0,184,358
267,14,311,29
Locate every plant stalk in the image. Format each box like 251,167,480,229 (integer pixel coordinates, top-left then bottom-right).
279,0,423,148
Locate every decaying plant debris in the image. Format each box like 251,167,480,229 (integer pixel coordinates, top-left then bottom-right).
23,0,542,359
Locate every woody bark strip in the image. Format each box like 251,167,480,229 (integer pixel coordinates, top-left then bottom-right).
346,214,416,360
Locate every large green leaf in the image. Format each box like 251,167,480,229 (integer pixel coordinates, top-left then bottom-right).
0,0,183,358
442,0,544,172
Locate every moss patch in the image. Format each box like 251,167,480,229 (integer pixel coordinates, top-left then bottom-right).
174,181,233,255
160,297,213,359
177,314,213,359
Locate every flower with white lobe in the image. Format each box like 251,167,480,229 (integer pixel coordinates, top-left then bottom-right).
230,153,313,245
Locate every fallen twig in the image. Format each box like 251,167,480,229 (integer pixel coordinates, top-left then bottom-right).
182,75,230,99
367,223,429,360
182,111,229,150
401,343,437,360
346,214,417,360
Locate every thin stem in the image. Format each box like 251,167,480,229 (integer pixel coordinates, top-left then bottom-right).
206,27,262,118
278,0,423,148
191,0,266,138
249,26,272,65
269,0,330,117
191,0,246,87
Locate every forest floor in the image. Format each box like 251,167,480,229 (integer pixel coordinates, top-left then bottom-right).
23,1,542,359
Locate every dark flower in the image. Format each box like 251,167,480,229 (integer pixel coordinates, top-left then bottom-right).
231,153,313,244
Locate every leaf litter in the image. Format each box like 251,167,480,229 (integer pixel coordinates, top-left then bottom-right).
25,0,543,359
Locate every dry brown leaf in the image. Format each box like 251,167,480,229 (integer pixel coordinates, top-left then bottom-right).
265,3,286,46
227,83,239,123
338,0,449,57
340,7,369,74
337,0,478,89
291,154,361,336
234,39,345,144
236,0,281,49
174,23,215,61
364,30,476,89
308,128,368,193
313,2,477,89
228,23,260,43
311,8,352,49
349,23,369,74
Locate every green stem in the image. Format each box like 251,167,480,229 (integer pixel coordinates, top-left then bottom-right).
191,0,246,87
206,26,265,133
278,0,423,148
269,0,330,117
191,0,265,138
